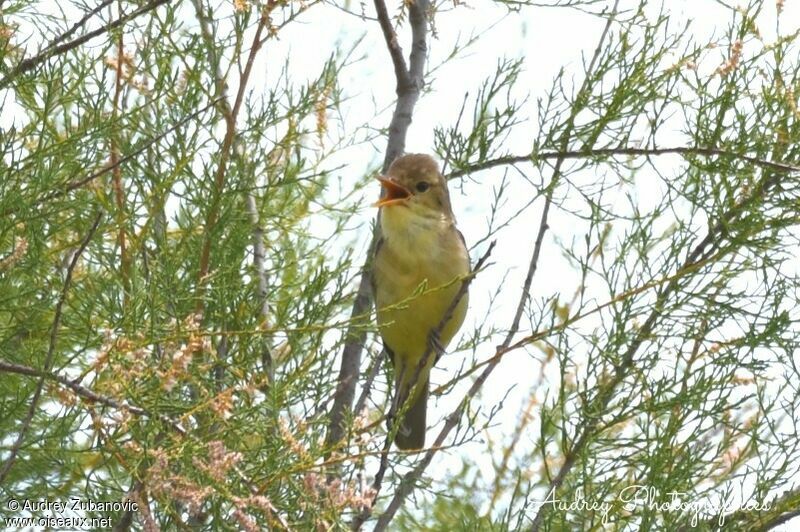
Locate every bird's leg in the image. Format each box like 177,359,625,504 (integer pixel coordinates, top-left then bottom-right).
386,364,407,433
427,329,444,361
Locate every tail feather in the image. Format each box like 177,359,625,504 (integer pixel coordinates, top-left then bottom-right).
394,378,428,450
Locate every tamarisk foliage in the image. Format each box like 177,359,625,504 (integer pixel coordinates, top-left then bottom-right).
1,0,799,530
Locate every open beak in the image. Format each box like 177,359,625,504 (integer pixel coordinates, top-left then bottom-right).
373,176,411,208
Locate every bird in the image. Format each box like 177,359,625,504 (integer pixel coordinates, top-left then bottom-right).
371,153,470,450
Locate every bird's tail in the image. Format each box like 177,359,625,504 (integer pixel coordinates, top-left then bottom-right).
394,376,428,450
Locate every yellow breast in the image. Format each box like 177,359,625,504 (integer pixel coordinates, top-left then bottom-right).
373,204,470,380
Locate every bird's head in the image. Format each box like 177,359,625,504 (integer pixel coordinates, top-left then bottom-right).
374,154,453,219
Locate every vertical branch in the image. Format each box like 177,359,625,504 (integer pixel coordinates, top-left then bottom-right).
0,211,103,485
373,182,551,530
245,193,274,376
191,0,275,380
325,0,430,453
383,0,429,170
352,243,496,531
110,5,131,308
371,3,622,524
372,0,410,90
326,243,376,450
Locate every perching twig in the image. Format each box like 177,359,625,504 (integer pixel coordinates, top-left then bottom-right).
352,241,496,531
0,210,103,484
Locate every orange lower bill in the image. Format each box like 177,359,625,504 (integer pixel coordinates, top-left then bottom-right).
374,176,411,207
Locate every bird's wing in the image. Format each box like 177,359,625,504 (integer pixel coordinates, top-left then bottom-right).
371,235,396,369
370,235,384,308
455,228,470,268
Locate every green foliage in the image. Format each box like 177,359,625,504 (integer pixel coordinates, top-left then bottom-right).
1,0,800,530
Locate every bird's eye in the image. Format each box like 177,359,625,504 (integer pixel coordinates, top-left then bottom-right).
415,181,430,193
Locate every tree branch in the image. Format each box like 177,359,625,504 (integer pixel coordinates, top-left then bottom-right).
372,0,410,89
0,210,103,485
110,17,131,307
353,242,496,530
407,0,428,90
445,145,800,180
383,0,429,169
0,358,187,435
0,0,171,90
326,247,376,450
325,0,430,453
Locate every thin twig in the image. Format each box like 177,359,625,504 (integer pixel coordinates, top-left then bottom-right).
8,97,223,217
445,145,800,180
446,243,736,390
353,242,496,531
246,194,274,378
0,0,171,90
674,484,800,531
0,210,103,484
48,0,115,50
353,347,384,417
110,14,131,306
0,358,187,435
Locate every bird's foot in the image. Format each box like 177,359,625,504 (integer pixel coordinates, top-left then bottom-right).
427,330,444,360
